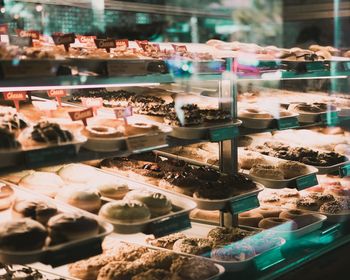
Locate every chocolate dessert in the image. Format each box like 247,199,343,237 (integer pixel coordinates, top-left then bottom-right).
31,122,73,143
0,127,21,149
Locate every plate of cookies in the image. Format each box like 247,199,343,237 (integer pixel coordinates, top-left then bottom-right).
0,180,113,265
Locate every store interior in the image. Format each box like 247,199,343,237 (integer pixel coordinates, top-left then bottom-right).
0,0,350,279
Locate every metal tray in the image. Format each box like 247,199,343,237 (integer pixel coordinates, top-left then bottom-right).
238,116,274,129
240,154,319,189
0,182,113,265
246,213,327,240
144,222,285,272
314,159,350,175
29,165,197,234
170,120,242,140
102,155,264,211
294,109,340,124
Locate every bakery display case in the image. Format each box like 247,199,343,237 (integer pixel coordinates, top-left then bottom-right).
0,0,350,279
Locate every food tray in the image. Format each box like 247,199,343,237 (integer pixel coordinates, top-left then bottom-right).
156,149,318,190
238,113,299,130
166,59,226,75
245,213,327,240
170,120,242,140
69,58,169,76
144,222,285,272
314,159,350,175
240,154,319,189
102,155,264,211
0,181,113,265
294,109,340,124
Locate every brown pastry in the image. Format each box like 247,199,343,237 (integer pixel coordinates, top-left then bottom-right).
319,200,343,214
170,257,219,280
277,161,309,179
12,199,58,225
207,226,257,246
258,217,298,230
131,269,174,280
0,218,48,251
296,197,319,211
146,232,187,249
172,237,213,255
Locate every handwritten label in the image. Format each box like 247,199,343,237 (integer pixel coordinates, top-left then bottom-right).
16,29,40,40
230,195,260,214
115,39,129,51
25,144,77,167
276,117,299,130
81,97,103,108
68,108,93,126
52,33,75,51
9,35,33,47
145,213,191,238
126,133,167,152
0,24,8,35
172,44,187,52
255,247,285,271
47,89,67,98
76,35,96,44
340,164,350,177
94,39,116,52
3,91,27,101
296,174,318,190
209,126,238,142
320,111,339,126
114,106,133,119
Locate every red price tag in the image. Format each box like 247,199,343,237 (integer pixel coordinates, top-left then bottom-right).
115,39,129,51
3,91,27,111
0,24,8,35
136,40,149,47
47,89,67,107
172,44,187,52
68,108,93,126
16,29,40,40
76,35,96,45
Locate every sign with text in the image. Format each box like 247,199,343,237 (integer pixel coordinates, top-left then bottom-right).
52,33,76,51
94,38,116,52
172,44,187,53
115,39,129,51
9,35,33,47
3,91,27,111
76,35,96,45
230,195,260,214
68,108,93,126
296,174,318,190
47,89,67,107
209,126,239,142
16,29,40,40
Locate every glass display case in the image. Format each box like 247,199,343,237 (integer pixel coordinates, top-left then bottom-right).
0,1,349,280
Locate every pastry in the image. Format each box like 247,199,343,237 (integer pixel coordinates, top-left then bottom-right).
210,243,255,261
239,151,268,169
55,188,101,213
164,104,203,127
12,199,58,225
258,217,298,230
47,213,99,244
296,197,319,211
96,260,136,280
279,209,315,228
57,163,100,184
84,125,125,138
159,172,198,196
238,108,273,119
277,161,309,179
0,127,21,149
99,200,151,224
124,189,172,217
0,106,27,131
319,200,343,214
19,171,64,198
249,164,284,180
125,122,159,135
135,250,177,270
172,237,213,255
94,178,129,200
0,183,14,210
0,218,47,251
146,232,187,249
69,254,116,280
238,210,264,227
30,121,73,143
170,257,219,280
255,206,282,218
200,109,232,123
207,227,257,246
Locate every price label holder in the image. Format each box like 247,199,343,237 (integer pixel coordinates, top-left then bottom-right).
68,108,94,126
339,164,350,177
255,246,285,272
9,35,33,47
16,29,40,40
42,238,102,267
24,144,77,168
320,111,339,126
209,126,239,142
296,173,318,191
276,117,299,130
230,195,260,215
126,133,167,153
52,33,75,52
3,91,27,111
94,38,116,53
47,89,67,107
144,213,191,238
